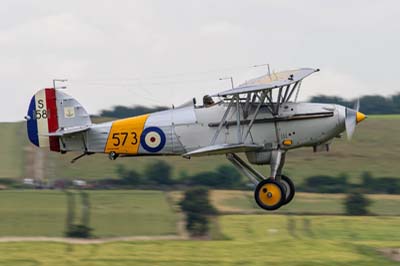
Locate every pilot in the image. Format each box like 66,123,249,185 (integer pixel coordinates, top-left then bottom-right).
203,94,215,107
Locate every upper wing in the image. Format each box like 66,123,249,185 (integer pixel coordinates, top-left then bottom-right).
182,143,263,158
214,68,319,97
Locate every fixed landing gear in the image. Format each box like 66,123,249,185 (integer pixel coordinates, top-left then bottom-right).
280,175,295,205
226,151,295,211
254,175,295,210
108,151,119,160
254,178,286,210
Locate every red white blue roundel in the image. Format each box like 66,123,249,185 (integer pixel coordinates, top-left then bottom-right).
141,127,166,152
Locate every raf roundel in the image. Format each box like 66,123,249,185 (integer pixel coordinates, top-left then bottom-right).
140,127,166,153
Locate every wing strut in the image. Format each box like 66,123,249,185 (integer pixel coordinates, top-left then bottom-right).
243,92,266,141
210,97,235,145
210,68,318,145
235,95,241,143
283,81,299,102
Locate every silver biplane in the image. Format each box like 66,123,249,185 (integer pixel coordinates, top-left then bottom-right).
26,68,366,210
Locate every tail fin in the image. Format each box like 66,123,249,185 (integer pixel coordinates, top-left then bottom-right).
26,88,92,152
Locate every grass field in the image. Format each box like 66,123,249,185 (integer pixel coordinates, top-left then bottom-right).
1,115,400,184
0,122,27,178
0,215,398,265
1,190,399,239
0,190,178,237
210,190,400,215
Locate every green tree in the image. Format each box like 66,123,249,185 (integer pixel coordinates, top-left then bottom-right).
302,174,349,193
345,191,371,215
186,213,209,236
188,165,242,188
180,187,216,236
116,164,142,185
144,160,173,185
392,93,400,113
215,165,242,188
361,172,400,194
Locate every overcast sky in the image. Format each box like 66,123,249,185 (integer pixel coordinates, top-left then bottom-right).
2,0,400,122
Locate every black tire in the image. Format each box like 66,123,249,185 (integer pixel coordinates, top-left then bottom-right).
254,178,286,211
280,175,295,205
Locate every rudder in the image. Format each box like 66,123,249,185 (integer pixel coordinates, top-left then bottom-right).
26,88,91,152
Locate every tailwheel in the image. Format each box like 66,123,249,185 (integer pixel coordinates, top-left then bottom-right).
254,179,286,211
279,175,295,205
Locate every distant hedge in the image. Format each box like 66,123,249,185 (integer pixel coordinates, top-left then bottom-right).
98,93,400,119
100,105,168,118
111,161,400,194
310,93,400,114
298,172,400,194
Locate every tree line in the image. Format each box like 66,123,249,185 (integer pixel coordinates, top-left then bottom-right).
98,93,400,118
99,105,168,118
310,93,400,114
299,172,400,194
92,161,400,195
2,161,399,194
102,161,244,189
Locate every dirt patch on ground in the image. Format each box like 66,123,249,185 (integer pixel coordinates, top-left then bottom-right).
379,248,400,262
369,194,400,200
210,190,251,213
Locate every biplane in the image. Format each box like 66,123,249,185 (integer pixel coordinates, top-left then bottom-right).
25,68,366,210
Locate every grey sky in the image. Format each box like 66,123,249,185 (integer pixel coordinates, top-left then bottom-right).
2,0,399,122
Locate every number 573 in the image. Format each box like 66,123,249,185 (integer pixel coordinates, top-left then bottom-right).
112,132,137,146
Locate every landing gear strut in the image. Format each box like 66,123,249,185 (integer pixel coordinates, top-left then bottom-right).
108,151,119,160
226,151,295,211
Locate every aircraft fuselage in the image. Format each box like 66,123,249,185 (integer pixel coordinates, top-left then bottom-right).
60,101,346,162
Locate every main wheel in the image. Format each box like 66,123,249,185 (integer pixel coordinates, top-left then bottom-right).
254,179,286,211
279,175,295,205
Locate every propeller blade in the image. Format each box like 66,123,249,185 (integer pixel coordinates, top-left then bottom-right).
354,99,360,112
346,99,366,140
345,107,357,140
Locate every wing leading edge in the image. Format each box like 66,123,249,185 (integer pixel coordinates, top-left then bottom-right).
214,68,319,97
182,143,263,158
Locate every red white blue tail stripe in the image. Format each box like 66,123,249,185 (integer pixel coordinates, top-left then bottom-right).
26,88,60,152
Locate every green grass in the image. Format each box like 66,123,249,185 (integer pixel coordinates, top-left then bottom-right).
0,190,178,237
0,190,66,236
1,115,400,183
89,190,177,237
220,215,400,242
0,122,27,178
1,190,398,239
368,114,400,119
0,215,399,265
211,190,400,215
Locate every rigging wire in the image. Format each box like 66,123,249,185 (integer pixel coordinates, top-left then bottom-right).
70,64,251,83
68,63,270,107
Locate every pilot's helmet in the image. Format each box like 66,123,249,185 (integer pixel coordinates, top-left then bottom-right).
203,95,214,106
